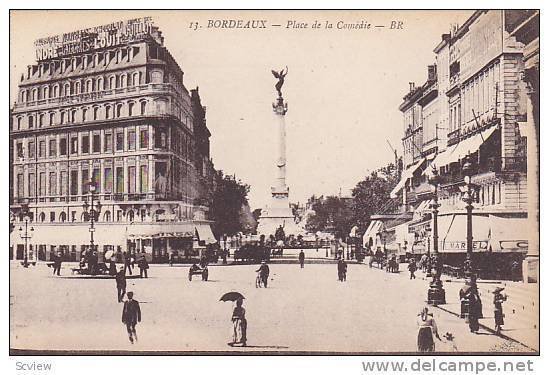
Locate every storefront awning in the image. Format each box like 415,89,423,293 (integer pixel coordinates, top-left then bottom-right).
390,159,425,198
126,223,195,239
487,215,529,252
10,224,128,247
195,224,217,244
436,213,528,253
363,220,383,247
430,126,498,170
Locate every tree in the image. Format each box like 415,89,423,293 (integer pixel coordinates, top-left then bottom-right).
209,170,250,237
305,195,354,239
351,161,400,232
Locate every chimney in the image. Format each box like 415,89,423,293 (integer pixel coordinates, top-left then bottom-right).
409,82,415,92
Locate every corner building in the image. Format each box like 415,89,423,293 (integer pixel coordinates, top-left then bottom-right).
10,19,217,263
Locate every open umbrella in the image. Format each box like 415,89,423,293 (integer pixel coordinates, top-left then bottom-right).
104,250,114,260
219,292,245,302
492,287,505,294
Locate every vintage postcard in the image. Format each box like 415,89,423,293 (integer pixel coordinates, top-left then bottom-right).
9,10,539,356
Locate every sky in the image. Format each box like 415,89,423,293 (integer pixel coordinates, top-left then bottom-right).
10,10,473,210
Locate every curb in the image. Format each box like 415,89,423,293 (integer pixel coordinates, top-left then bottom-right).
433,304,536,352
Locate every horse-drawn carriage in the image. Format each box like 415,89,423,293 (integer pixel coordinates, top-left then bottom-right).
233,243,270,263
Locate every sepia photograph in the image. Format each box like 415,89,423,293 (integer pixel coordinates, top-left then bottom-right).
8,9,540,356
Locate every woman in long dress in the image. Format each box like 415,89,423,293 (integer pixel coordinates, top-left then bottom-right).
231,299,247,346
416,307,441,352
493,287,506,334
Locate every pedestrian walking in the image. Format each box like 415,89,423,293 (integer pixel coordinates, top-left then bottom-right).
408,259,417,279
337,258,347,281
115,267,126,303
109,259,117,276
138,255,149,278
493,287,507,334
298,250,305,268
52,252,62,276
230,298,247,347
255,261,270,287
467,285,483,333
169,252,175,266
416,307,441,352
123,251,132,276
121,291,141,344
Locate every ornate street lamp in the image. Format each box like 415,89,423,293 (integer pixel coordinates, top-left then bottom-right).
82,181,102,255
425,228,432,277
19,209,34,268
461,154,477,287
427,166,446,305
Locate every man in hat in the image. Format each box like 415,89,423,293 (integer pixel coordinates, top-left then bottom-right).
115,267,126,303
256,261,270,287
122,291,141,344
52,251,62,276
408,258,417,279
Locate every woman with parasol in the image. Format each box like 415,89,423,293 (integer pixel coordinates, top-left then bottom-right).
416,306,441,352
220,292,247,347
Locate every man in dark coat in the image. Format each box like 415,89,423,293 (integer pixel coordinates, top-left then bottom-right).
122,291,141,344
115,267,126,303
52,252,62,276
408,259,417,279
256,261,270,287
337,258,347,281
138,255,149,278
123,251,133,276
298,250,305,269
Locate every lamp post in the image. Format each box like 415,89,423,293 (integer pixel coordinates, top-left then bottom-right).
427,167,446,305
19,213,34,268
82,181,102,255
382,228,388,264
425,231,432,277
462,155,476,287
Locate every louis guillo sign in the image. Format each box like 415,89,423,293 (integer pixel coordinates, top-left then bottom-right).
34,17,154,61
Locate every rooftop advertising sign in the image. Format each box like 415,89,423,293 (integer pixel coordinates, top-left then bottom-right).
34,17,154,61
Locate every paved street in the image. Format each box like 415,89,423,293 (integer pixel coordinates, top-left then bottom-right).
10,261,533,353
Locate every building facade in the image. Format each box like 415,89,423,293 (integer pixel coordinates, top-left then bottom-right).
10,18,216,263
385,10,535,279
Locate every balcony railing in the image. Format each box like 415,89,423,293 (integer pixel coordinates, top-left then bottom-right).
12,191,189,205
13,83,177,111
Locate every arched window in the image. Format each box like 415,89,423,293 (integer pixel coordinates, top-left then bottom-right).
128,102,135,116
60,111,66,124
85,80,92,93
21,90,27,103
105,105,112,119
70,109,77,123
96,77,104,91
59,211,67,223
75,81,81,94
120,74,127,88
82,108,88,122
43,86,49,99
103,210,111,222
63,83,71,96
127,210,135,222
140,101,147,115
132,72,140,86
53,85,59,98
116,103,123,118
109,76,116,89
93,106,99,120
31,88,38,101
49,112,55,126
28,115,34,128
39,113,45,127
39,212,46,223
